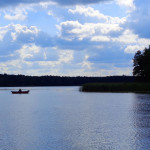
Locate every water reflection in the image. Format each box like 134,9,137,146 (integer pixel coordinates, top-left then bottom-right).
131,94,150,149
0,87,150,149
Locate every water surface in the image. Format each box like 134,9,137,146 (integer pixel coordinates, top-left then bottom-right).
0,87,150,150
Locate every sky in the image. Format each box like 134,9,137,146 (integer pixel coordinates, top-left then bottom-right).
0,0,150,76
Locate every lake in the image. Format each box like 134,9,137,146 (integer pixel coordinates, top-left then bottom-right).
0,86,150,150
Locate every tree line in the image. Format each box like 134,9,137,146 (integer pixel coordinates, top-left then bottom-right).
0,74,134,86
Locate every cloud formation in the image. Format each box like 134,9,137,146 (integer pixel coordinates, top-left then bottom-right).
0,0,150,76
69,6,126,24
4,8,27,21
58,20,123,41
116,0,135,12
0,24,54,59
126,0,150,38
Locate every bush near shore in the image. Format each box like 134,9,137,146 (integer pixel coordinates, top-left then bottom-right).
81,83,150,93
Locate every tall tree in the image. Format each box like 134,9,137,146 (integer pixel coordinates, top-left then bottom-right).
133,46,150,80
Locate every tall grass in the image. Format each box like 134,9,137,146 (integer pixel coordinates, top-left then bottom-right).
81,83,150,93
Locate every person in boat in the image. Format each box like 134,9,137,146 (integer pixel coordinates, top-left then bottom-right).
19,89,22,92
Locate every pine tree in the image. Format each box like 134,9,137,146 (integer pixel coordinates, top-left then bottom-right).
133,46,150,81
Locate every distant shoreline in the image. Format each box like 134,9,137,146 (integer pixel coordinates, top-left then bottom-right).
0,74,134,87
81,83,150,93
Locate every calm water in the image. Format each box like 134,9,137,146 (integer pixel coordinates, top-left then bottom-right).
0,87,150,150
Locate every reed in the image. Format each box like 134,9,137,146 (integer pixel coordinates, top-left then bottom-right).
81,83,150,93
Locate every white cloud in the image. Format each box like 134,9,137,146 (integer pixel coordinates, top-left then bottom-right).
116,0,135,7
0,24,39,42
58,50,74,63
11,32,17,41
0,24,40,43
4,13,27,21
91,35,110,42
38,61,58,67
124,38,150,54
0,23,55,60
59,6,126,41
12,24,39,35
58,20,123,40
138,38,150,47
0,29,8,41
80,55,93,69
69,6,126,24
17,44,41,60
0,60,24,72
36,47,74,68
98,66,132,76
69,6,106,19
112,29,138,44
56,66,132,76
109,29,150,54
116,0,135,12
124,45,143,53
4,7,28,21
39,1,56,8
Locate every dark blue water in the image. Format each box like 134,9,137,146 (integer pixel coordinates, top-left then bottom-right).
0,87,150,150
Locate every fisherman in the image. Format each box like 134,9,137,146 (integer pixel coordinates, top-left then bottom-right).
19,89,22,92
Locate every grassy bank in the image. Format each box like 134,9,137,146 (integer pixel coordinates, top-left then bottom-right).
81,83,150,93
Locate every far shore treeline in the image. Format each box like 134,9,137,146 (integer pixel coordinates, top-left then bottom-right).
0,74,134,87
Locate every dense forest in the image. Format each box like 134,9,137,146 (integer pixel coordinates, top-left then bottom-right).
0,74,134,87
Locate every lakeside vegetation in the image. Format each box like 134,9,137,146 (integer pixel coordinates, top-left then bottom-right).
81,83,150,93
81,46,150,93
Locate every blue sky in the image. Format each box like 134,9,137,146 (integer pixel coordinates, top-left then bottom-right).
0,0,149,76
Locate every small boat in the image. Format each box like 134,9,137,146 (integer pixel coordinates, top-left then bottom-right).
11,89,30,94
